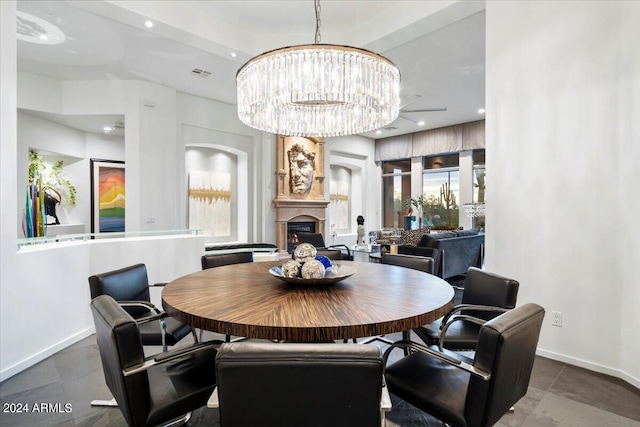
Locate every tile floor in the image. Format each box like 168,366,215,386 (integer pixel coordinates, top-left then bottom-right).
1,331,638,427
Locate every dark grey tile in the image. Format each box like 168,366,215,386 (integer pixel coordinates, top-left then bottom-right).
386,395,444,427
529,356,565,391
53,343,102,382
72,407,126,426
52,420,76,427
69,335,97,349
60,369,112,420
548,364,640,421
522,392,640,427
0,382,74,426
0,359,61,398
188,406,221,426
497,386,546,427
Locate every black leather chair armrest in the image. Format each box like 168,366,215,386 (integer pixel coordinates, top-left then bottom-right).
438,315,490,350
123,340,222,377
327,244,352,260
118,300,161,315
134,311,169,325
440,304,510,330
383,340,490,380
154,340,223,362
150,282,168,287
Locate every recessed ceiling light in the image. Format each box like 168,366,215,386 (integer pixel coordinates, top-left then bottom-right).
375,130,382,135
103,126,113,133
417,120,425,126
478,108,485,114
144,20,154,28
230,52,237,58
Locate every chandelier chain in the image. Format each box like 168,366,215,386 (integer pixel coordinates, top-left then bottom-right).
314,0,321,44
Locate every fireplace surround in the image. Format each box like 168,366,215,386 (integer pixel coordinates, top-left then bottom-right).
273,135,329,252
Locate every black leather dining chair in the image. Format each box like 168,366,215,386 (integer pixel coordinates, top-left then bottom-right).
384,303,545,427
89,263,196,351
376,253,436,350
213,342,387,427
200,252,254,342
296,232,352,260
90,295,221,427
201,251,253,270
381,252,435,274
413,267,519,350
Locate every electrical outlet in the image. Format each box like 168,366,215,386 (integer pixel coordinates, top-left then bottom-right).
552,311,562,327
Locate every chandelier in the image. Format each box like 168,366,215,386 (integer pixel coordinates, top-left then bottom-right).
236,0,401,137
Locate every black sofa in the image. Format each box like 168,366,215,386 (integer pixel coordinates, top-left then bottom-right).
399,229,484,279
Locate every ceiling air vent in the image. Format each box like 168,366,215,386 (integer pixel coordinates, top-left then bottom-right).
383,126,397,131
191,68,212,78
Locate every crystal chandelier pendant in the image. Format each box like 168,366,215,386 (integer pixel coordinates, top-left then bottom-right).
236,31,400,137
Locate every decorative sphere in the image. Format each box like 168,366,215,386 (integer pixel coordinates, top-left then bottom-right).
301,259,325,279
293,243,317,263
282,260,301,278
315,255,333,269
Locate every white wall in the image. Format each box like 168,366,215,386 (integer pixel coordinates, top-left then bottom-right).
486,1,639,386
176,93,270,243
326,135,380,247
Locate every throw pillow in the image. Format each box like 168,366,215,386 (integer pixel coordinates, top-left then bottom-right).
400,228,431,246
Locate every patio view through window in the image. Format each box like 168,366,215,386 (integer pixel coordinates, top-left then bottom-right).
423,154,459,229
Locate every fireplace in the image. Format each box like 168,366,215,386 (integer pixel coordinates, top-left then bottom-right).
287,221,316,253
273,135,330,253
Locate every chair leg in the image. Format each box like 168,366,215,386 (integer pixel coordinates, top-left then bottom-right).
90,398,118,407
401,330,412,356
359,336,394,345
162,412,192,427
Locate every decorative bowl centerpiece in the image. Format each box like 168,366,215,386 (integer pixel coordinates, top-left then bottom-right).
269,243,356,285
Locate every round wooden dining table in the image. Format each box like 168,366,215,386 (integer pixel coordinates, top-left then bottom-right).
162,260,454,342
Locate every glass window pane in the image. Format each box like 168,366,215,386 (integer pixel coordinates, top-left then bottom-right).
422,170,459,229
473,168,486,203
382,159,410,175
382,160,411,228
423,153,459,170
472,149,486,166
472,167,486,231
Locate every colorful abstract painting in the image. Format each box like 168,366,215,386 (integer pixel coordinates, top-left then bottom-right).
91,159,125,233
188,171,231,237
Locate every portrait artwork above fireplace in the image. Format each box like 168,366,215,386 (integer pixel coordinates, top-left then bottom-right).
274,135,329,252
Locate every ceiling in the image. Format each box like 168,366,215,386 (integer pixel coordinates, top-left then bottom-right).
16,0,486,139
